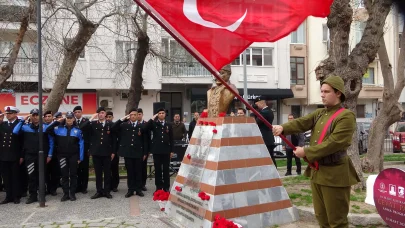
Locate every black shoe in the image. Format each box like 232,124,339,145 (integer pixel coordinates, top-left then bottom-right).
26,197,38,204
125,191,134,198
105,193,113,199
112,188,118,192
82,190,88,194
0,198,12,204
285,172,292,176
141,186,147,191
61,194,70,202
50,191,57,196
70,194,76,201
91,193,103,199
136,191,144,197
21,192,27,197
14,198,20,204
164,188,169,192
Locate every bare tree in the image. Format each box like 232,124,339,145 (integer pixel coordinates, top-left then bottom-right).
362,21,405,173
315,0,392,189
0,0,35,86
43,0,118,113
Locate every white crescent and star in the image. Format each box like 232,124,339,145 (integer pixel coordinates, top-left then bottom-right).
183,0,248,32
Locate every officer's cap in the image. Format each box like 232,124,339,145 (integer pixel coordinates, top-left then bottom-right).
321,76,346,102
157,108,166,113
30,108,39,115
65,111,74,118
137,108,143,113
44,110,52,117
129,108,138,114
96,107,106,113
73,106,82,112
254,96,268,103
54,112,62,118
106,111,114,116
4,106,19,114
221,64,232,73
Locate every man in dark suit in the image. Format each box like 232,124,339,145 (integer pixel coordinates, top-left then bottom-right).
254,97,277,168
0,106,24,204
146,108,174,192
80,107,115,199
74,106,90,194
137,108,149,191
106,111,120,192
188,112,199,140
112,109,148,197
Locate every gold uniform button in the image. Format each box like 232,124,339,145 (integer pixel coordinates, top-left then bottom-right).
131,144,133,146
317,131,320,133
162,141,164,143
315,140,317,143
9,141,11,143
101,142,103,144
132,135,134,136
325,114,328,116
321,122,323,124
101,138,103,140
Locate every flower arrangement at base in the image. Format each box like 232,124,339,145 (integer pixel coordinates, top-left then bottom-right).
153,190,170,211
213,215,242,228
200,112,208,118
175,186,182,192
198,191,210,201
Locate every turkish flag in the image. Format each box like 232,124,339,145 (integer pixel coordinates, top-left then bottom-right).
135,0,333,70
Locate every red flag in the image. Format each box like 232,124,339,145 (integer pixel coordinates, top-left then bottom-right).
135,0,333,70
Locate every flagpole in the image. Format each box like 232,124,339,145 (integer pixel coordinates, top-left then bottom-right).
243,49,248,114
131,0,308,160
37,0,46,207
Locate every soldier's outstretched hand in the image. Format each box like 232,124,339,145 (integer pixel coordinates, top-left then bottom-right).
90,113,98,120
272,125,283,136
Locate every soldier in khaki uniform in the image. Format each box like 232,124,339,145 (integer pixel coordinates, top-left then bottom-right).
273,76,360,228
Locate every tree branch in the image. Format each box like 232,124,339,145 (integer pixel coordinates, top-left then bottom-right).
42,6,66,29
79,0,98,12
64,0,89,24
377,38,394,92
97,11,119,25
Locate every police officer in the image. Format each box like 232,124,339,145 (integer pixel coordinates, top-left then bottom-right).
73,106,90,194
106,111,120,192
43,111,59,196
253,96,277,168
137,108,149,191
80,107,115,199
113,109,148,197
273,76,359,228
0,106,23,204
146,108,174,192
13,109,54,204
46,111,84,201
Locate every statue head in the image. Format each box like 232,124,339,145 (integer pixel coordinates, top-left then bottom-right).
215,64,232,86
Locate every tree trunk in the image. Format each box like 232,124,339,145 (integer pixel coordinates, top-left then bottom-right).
125,32,149,114
44,22,97,114
362,23,405,173
0,0,35,86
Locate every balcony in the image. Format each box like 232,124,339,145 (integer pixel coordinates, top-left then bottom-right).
1,57,38,76
162,62,211,77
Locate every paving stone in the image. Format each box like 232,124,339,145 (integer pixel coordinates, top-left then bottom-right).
60,224,72,228
88,222,108,227
43,225,58,228
72,224,86,228
109,220,123,224
105,224,120,228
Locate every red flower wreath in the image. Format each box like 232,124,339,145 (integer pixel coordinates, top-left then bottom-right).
213,215,240,228
153,189,170,201
203,121,209,125
198,191,210,201
209,122,217,126
200,112,208,118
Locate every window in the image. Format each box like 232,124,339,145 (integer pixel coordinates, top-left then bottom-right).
291,22,306,44
116,41,137,63
161,38,194,62
232,47,272,66
64,38,85,58
362,67,375,84
356,105,365,118
290,57,305,85
354,21,366,46
322,24,329,42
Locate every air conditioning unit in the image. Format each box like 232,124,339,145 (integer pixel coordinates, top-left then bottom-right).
99,97,114,108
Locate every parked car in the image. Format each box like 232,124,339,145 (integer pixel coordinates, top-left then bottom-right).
390,122,405,153
273,136,286,158
357,121,371,154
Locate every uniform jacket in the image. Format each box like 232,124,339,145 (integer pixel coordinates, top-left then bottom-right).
281,103,360,187
46,122,84,161
76,117,90,149
146,119,174,154
255,106,275,146
0,119,23,161
80,120,115,156
13,122,54,157
112,120,148,158
139,119,151,153
171,122,187,140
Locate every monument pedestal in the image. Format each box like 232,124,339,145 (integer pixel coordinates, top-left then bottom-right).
165,117,299,228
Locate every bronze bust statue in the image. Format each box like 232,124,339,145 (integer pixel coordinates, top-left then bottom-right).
207,64,238,117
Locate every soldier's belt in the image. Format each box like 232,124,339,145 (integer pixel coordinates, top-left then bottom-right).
318,150,347,165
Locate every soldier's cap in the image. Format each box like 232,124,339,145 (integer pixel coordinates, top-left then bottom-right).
73,106,82,112
129,108,138,114
30,108,39,115
54,112,62,118
106,111,114,116
65,111,74,118
96,107,106,113
4,106,20,114
44,110,52,117
221,64,232,73
157,108,166,113
254,96,267,103
321,76,346,102
137,108,143,113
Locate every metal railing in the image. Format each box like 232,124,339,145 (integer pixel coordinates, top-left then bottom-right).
162,61,211,77
0,57,38,76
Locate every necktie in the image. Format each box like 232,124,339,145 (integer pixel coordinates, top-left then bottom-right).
77,119,80,125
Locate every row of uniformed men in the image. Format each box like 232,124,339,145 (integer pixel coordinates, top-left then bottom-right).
0,105,174,204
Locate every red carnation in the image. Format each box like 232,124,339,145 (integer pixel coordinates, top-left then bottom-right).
186,154,191,159
175,186,182,192
218,112,226,117
209,122,216,126
203,121,209,125
198,121,203,125
200,112,208,118
213,129,218,134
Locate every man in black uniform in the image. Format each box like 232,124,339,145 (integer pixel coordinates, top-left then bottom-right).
113,109,148,197
254,97,277,168
146,108,174,192
46,112,84,201
107,111,120,192
80,107,115,199
74,106,90,194
137,108,149,191
43,111,59,196
0,106,23,204
13,109,54,204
